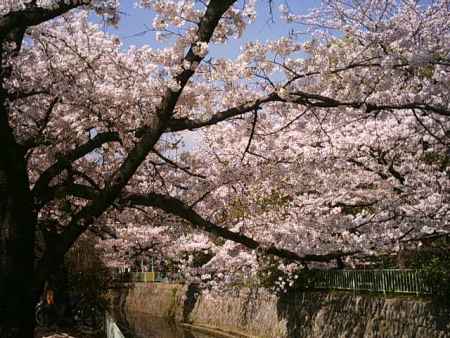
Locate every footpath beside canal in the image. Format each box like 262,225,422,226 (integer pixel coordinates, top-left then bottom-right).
108,283,450,338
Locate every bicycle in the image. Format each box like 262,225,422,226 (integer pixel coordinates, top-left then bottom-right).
35,299,58,327
35,293,104,333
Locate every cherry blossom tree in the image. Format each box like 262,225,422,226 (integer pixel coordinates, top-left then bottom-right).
0,2,122,336
97,0,449,285
1,0,449,336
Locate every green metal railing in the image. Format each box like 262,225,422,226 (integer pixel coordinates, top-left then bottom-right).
113,269,431,295
309,269,431,295
129,271,157,282
111,271,178,283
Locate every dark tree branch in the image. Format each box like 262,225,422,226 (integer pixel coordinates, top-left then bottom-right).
167,93,276,132
122,192,358,263
89,224,118,240
241,111,258,162
34,0,238,289
166,89,448,135
8,89,50,101
0,1,88,40
20,97,59,151
396,227,415,242
32,131,121,204
67,167,100,190
347,158,389,180
36,183,99,209
412,109,448,146
388,160,405,185
190,190,213,208
289,90,450,117
247,150,274,162
257,107,310,136
153,149,206,179
366,146,406,186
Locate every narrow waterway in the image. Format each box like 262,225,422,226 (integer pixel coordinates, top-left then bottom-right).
110,311,224,338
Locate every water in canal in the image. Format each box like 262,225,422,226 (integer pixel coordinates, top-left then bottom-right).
110,310,222,338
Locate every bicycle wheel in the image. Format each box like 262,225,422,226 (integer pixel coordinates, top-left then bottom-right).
35,306,48,327
35,304,57,327
75,302,104,333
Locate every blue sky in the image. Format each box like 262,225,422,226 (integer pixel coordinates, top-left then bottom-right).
91,0,320,58
89,1,320,150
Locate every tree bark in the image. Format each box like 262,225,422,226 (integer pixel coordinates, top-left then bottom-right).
0,2,114,336
0,81,36,338
1,2,241,335
0,27,37,336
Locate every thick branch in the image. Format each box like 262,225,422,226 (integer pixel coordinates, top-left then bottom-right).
167,89,449,135
167,93,278,132
0,1,87,39
289,91,449,116
34,0,238,289
122,192,357,263
36,183,98,209
32,131,120,204
8,89,50,102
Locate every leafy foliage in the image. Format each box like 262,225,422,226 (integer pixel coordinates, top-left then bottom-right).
407,242,450,305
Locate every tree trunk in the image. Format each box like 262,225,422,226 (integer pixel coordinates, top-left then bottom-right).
0,56,36,338
0,4,102,335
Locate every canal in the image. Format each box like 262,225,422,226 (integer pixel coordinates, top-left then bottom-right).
109,311,230,338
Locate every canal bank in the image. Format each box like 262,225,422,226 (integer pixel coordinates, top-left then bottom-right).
108,308,252,338
108,283,450,338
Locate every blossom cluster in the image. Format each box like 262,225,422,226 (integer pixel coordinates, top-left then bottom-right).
4,0,448,290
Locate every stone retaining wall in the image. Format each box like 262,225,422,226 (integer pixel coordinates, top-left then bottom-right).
108,283,450,338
